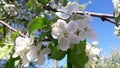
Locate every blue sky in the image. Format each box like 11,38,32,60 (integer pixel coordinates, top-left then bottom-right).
42,0,120,67
79,0,120,56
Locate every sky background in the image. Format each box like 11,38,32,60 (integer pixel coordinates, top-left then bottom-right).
79,0,120,56
42,0,120,67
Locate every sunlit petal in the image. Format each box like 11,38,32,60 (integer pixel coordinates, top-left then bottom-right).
52,27,61,39
88,30,96,41
58,37,69,51
55,12,70,19
69,34,80,44
22,56,29,67
57,19,67,30
91,48,101,55
41,48,51,55
26,46,38,61
66,20,78,33
37,55,45,66
79,31,86,41
67,2,78,13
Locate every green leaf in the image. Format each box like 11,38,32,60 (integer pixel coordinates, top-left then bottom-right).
38,0,51,5
68,40,88,68
28,17,48,34
48,39,67,60
0,45,13,59
11,32,19,41
5,56,20,68
0,26,4,34
115,14,120,24
62,0,68,6
27,0,35,10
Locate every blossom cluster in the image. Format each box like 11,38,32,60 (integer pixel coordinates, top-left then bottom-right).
114,26,120,37
13,36,50,67
112,0,120,17
86,41,101,62
52,1,96,51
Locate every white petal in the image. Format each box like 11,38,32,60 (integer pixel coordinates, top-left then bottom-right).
57,19,67,30
22,56,29,67
88,55,97,62
79,31,87,41
88,30,96,41
41,48,51,55
66,20,78,33
91,48,101,55
52,27,61,39
13,52,19,58
83,13,91,24
75,20,86,30
58,37,69,51
26,46,38,61
86,42,91,50
55,12,70,19
67,2,78,13
37,55,45,66
69,34,80,44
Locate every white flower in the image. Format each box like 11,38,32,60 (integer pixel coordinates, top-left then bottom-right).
79,25,96,41
76,14,91,30
112,0,120,17
52,19,79,51
86,42,101,62
114,26,120,37
92,41,99,46
13,36,32,58
13,36,34,67
55,2,78,19
75,14,96,41
26,44,50,66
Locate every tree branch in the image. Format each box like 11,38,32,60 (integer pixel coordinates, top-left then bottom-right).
44,5,116,25
0,20,25,37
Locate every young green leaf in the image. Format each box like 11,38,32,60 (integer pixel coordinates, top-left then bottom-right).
28,17,48,34
68,40,88,68
0,45,13,59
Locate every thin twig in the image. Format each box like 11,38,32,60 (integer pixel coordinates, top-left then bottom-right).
75,11,114,18
44,5,116,25
0,20,25,37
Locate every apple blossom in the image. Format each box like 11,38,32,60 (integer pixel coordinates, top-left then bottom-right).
55,2,78,19
86,42,101,62
52,19,79,51
112,0,120,17
114,26,120,37
76,14,96,41
13,36,33,58
13,36,34,67
26,44,50,66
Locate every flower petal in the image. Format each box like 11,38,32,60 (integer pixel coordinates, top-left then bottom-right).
26,46,38,61
52,27,61,39
58,37,69,51
67,2,78,13
66,20,78,33
90,48,101,55
37,55,45,66
88,30,96,41
69,34,80,44
79,30,87,41
83,13,91,24
55,12,70,19
41,48,51,55
57,19,67,30
22,56,29,67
